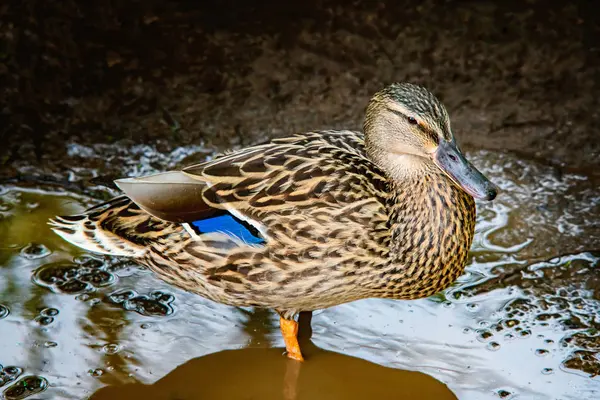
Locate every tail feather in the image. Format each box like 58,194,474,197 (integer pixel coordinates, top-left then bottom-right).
49,196,175,257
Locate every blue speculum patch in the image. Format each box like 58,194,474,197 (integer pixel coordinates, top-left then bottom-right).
190,213,265,245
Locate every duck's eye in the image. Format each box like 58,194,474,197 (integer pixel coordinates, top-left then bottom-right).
407,116,418,125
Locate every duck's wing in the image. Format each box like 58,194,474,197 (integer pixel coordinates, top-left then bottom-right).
115,131,389,240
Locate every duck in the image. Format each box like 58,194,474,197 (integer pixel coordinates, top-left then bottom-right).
50,83,497,361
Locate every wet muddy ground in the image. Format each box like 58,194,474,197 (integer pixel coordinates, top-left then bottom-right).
1,0,600,399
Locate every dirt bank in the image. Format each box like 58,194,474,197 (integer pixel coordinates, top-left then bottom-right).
1,0,599,175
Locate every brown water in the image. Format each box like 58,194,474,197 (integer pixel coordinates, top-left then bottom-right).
1,144,599,399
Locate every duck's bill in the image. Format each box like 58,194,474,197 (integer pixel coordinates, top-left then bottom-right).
432,140,498,201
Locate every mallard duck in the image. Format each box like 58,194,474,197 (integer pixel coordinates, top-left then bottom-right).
50,83,497,361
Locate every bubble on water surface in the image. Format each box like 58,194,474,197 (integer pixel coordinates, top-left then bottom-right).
33,261,116,294
87,369,104,377
502,319,519,328
535,349,549,357
108,290,174,317
40,308,59,317
20,243,51,260
34,316,54,326
503,333,515,341
541,368,554,375
487,342,501,351
0,366,23,388
3,375,48,399
102,344,120,355
0,304,9,319
476,330,493,342
518,330,532,338
496,389,513,398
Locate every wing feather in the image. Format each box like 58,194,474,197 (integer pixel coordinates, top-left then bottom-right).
116,131,389,242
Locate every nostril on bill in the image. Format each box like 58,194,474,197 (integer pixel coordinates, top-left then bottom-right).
486,185,498,201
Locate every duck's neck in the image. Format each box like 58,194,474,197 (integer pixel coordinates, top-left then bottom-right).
381,165,476,299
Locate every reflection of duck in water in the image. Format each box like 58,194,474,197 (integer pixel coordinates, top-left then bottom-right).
51,83,496,361
90,313,457,400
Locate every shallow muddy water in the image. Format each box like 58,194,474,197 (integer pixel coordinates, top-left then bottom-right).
1,143,599,399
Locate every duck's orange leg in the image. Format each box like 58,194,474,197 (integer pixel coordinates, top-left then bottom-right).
280,316,304,361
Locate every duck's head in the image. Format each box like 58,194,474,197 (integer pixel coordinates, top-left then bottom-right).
364,82,497,201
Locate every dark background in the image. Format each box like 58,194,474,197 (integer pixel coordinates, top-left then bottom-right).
1,0,599,176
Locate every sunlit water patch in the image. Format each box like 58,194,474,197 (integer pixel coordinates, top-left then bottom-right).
0,146,599,399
